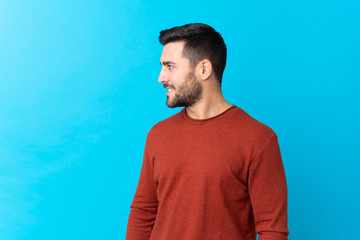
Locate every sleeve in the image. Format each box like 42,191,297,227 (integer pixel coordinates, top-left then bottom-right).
248,135,289,240
126,140,158,240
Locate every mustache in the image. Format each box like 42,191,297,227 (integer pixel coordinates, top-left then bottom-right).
163,83,175,89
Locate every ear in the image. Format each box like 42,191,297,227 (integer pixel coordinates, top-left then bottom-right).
197,59,212,80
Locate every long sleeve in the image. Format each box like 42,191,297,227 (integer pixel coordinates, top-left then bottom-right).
126,142,158,240
248,135,289,240
126,107,289,239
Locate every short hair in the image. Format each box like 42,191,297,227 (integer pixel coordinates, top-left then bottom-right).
159,23,227,85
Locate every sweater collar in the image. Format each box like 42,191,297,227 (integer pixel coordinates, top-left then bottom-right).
181,105,238,126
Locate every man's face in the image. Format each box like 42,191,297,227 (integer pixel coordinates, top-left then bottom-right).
158,41,203,108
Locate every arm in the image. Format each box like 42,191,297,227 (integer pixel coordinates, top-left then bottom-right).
248,135,289,240
126,142,158,240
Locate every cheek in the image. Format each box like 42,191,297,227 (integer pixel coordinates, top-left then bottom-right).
174,72,188,83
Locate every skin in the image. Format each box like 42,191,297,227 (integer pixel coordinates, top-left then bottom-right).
158,41,232,119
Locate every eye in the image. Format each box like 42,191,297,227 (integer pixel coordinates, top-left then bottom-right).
168,65,174,70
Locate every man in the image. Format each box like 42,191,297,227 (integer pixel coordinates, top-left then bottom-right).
126,23,289,240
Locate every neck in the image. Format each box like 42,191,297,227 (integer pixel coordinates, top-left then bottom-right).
185,86,232,119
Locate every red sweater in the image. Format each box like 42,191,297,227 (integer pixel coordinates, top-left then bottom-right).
126,106,289,240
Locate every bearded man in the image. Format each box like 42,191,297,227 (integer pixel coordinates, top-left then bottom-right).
126,23,289,240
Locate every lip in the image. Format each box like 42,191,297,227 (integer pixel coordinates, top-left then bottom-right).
166,88,174,96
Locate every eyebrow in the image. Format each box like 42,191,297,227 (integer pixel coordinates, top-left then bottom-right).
160,61,176,66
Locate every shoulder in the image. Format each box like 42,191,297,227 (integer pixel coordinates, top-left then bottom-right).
228,106,277,143
146,109,184,140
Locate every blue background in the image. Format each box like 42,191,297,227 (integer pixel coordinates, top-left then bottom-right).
0,0,359,239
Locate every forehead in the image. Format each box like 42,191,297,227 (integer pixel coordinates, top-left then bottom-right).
160,41,188,63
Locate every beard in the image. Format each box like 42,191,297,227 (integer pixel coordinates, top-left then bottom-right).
165,71,203,108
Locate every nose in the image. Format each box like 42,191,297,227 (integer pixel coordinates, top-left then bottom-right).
158,67,168,84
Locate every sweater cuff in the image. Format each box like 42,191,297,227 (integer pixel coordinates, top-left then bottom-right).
258,232,288,240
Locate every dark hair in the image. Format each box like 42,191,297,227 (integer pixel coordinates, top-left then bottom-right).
159,23,227,85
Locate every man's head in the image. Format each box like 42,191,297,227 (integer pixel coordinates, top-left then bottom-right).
159,23,227,85
158,23,227,108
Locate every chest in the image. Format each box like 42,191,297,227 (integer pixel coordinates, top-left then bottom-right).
152,128,250,186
